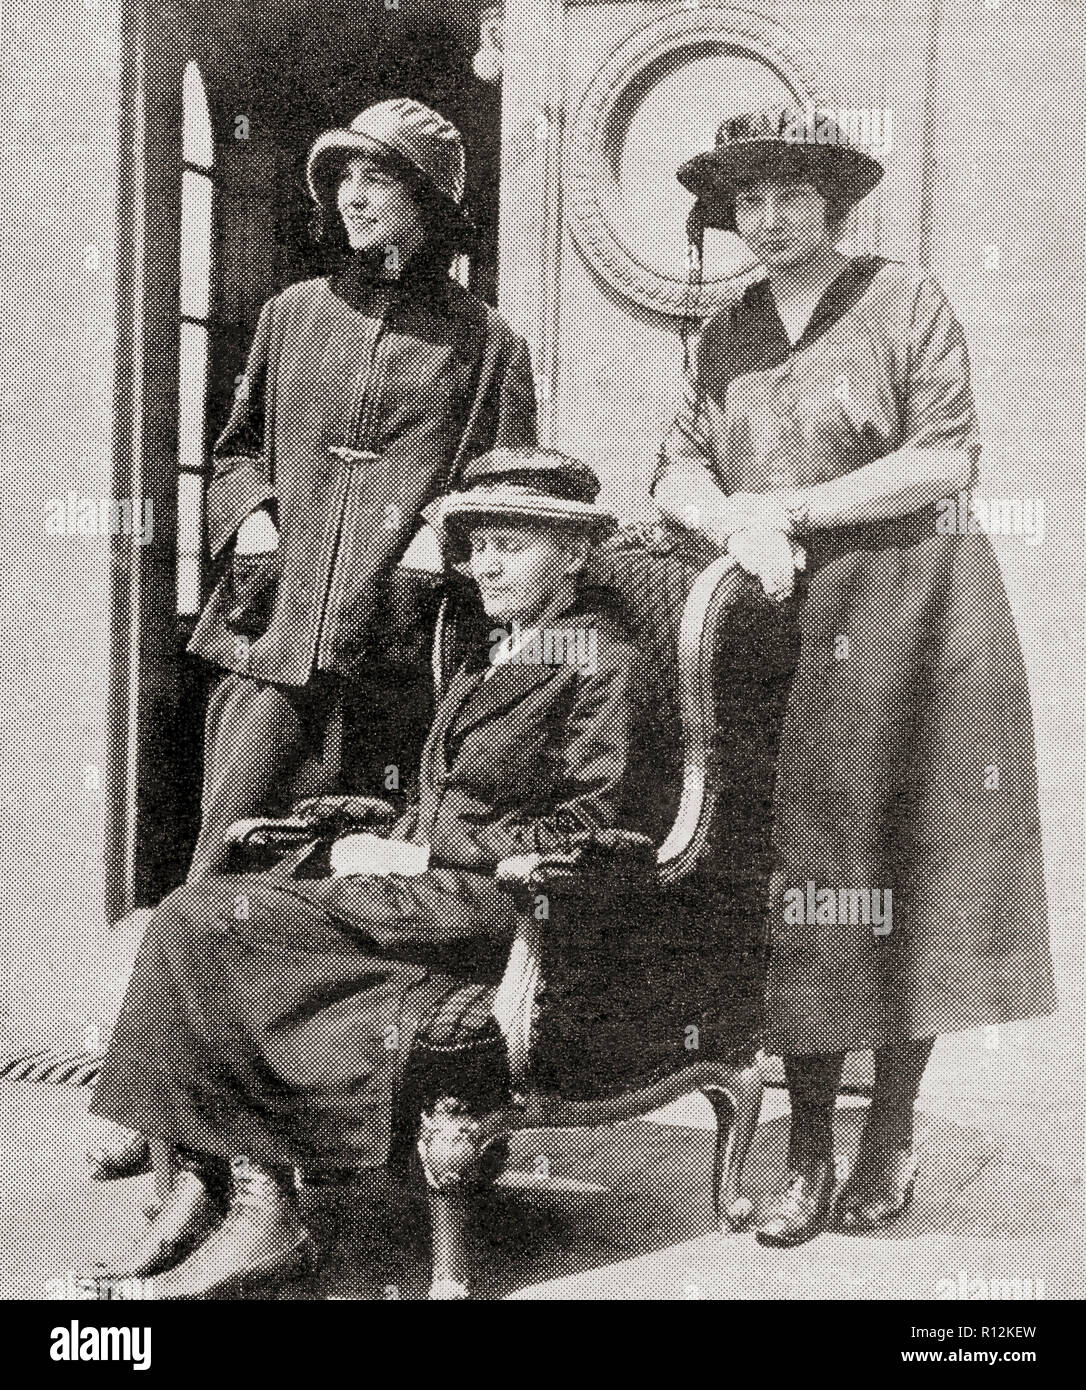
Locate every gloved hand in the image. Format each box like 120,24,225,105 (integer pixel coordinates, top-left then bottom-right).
495,828,657,889
728,526,807,603
329,833,430,878
698,491,794,551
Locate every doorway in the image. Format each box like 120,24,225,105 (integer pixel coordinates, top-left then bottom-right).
106,0,500,915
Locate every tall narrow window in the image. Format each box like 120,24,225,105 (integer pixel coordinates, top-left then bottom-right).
177,61,214,617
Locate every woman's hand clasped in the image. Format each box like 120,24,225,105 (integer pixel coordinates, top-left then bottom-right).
329,833,430,879
728,525,807,603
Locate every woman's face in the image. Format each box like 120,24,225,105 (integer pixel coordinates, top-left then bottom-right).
733,176,833,270
336,155,426,262
468,523,582,627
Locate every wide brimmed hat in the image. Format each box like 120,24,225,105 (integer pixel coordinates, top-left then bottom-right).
438,448,618,554
677,107,884,232
307,98,473,237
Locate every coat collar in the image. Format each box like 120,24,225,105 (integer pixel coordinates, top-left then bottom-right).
734,253,886,352
441,591,603,748
331,248,455,313
328,250,486,369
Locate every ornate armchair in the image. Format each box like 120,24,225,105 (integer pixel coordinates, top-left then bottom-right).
226,524,801,1299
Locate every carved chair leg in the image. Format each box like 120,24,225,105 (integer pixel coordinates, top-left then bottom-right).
417,1098,508,1300
149,1138,175,1207
702,1053,764,1232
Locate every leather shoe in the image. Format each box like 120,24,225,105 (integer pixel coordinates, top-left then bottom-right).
153,1157,313,1300
85,1120,151,1182
835,1146,919,1231
755,1159,835,1248
96,1166,220,1281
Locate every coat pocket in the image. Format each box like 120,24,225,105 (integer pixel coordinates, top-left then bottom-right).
225,549,281,638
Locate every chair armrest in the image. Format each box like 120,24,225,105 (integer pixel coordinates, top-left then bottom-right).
494,828,657,892
225,795,397,859
491,828,655,1085
287,794,397,832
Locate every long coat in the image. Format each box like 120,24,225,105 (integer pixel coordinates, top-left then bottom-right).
92,594,680,1169
187,252,537,685
656,255,1057,1054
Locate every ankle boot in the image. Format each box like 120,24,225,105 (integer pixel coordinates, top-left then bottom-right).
85,1119,151,1182
96,1152,225,1280
835,1037,931,1230
153,1157,313,1300
756,1050,844,1248
756,1155,835,1248
835,1139,920,1230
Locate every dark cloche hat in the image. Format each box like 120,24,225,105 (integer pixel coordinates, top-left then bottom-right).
677,107,884,232
438,447,617,548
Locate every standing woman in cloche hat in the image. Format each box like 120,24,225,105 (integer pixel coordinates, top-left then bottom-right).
85,100,537,1183
182,98,538,879
653,108,1056,1247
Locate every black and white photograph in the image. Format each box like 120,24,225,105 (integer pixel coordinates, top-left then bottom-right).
0,0,1082,1338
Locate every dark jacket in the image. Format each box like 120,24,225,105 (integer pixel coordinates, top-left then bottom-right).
318,591,677,938
187,253,537,685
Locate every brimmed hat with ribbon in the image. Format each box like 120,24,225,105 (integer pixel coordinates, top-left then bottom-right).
677,106,884,234
306,98,473,240
438,448,618,558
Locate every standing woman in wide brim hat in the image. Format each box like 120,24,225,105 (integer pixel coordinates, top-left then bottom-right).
85,100,538,1185
653,108,1056,1246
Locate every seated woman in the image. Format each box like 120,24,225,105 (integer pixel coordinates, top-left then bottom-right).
89,447,675,1299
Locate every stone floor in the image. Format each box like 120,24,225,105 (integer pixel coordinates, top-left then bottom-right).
1,1037,1079,1301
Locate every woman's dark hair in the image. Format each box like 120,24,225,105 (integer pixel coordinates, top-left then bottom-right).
812,181,852,240
309,147,476,269
444,512,596,570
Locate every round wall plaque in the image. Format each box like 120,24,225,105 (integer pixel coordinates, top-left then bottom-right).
563,6,825,319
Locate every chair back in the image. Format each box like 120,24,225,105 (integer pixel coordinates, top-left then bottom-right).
437,522,803,1093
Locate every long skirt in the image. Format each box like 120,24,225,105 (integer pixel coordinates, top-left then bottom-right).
765,517,1057,1055
91,871,513,1170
